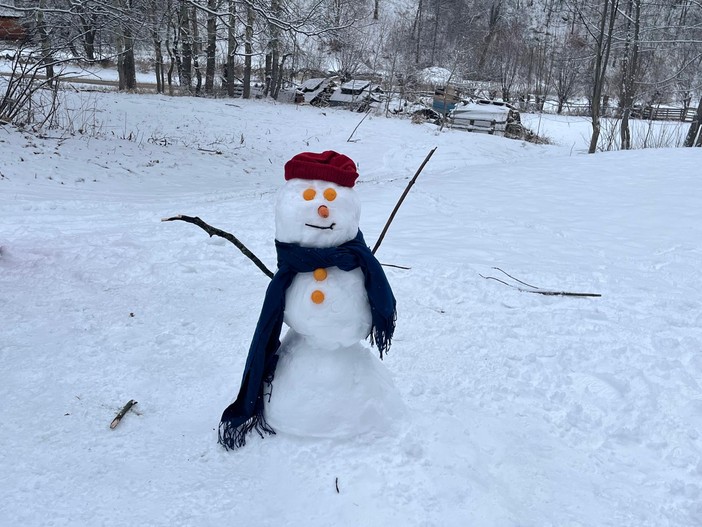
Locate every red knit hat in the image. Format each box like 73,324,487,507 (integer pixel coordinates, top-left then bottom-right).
284,151,358,188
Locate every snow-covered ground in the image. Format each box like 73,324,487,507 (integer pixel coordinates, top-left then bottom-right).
1,91,701,526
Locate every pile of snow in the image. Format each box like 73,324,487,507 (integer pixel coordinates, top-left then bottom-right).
1,91,701,526
417,66,452,86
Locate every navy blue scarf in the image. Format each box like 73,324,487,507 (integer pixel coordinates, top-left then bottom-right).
218,230,396,450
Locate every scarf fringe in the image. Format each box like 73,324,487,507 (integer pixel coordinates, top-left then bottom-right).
218,411,276,450
370,312,397,360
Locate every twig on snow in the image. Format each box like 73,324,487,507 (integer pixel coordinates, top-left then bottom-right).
110,399,138,429
480,267,602,298
197,147,223,154
162,215,274,279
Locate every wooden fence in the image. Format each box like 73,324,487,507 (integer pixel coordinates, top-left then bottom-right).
630,106,697,122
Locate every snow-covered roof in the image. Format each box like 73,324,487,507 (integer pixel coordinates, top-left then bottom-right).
451,102,510,119
329,86,382,105
303,86,326,103
0,2,20,17
340,80,371,92
329,91,365,104
299,78,326,92
0,9,20,18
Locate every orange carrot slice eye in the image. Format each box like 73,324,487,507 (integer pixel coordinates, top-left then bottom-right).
323,188,337,201
303,188,316,201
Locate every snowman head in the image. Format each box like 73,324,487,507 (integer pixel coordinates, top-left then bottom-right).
276,151,361,248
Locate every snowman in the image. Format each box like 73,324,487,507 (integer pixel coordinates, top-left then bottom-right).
218,151,405,449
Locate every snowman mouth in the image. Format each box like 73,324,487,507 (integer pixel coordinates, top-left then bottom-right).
305,222,336,230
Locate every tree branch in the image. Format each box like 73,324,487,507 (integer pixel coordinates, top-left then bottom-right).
162,215,274,279
480,267,602,298
372,147,437,255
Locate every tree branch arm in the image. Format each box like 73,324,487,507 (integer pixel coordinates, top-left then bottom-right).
162,215,274,279
372,147,437,255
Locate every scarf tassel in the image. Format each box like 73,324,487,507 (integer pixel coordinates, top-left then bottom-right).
218,409,276,450
370,311,397,360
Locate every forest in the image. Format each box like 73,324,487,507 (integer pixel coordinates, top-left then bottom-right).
1,0,702,151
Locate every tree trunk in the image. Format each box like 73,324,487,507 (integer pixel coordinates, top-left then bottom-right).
273,54,289,100
154,37,163,93
36,1,54,87
166,35,175,95
121,26,137,91
179,1,192,91
268,0,281,99
190,6,202,94
588,0,620,154
112,0,137,91
205,0,217,93
116,31,125,90
167,16,178,96
77,7,97,61
430,0,440,64
477,1,502,72
226,0,237,97
243,7,254,98
683,97,702,147
412,0,423,65
618,0,641,150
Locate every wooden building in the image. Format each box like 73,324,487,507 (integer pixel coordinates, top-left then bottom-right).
0,3,26,42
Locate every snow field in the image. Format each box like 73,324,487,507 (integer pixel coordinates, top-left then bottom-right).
1,92,701,526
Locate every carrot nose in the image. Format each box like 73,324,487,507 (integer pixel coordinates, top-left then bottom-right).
318,205,329,218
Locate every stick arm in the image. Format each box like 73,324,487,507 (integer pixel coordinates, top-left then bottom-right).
162,215,274,279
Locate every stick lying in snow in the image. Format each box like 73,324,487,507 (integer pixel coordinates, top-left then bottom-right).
480,267,602,298
110,399,138,429
162,215,275,279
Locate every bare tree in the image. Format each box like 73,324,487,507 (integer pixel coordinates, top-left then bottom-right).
114,0,137,91
569,0,620,153
553,33,585,114
477,0,503,72
618,0,641,150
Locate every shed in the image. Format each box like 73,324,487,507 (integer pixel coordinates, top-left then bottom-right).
449,100,520,135
298,76,338,105
329,80,383,108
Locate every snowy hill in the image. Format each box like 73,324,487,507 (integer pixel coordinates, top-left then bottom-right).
1,93,701,526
